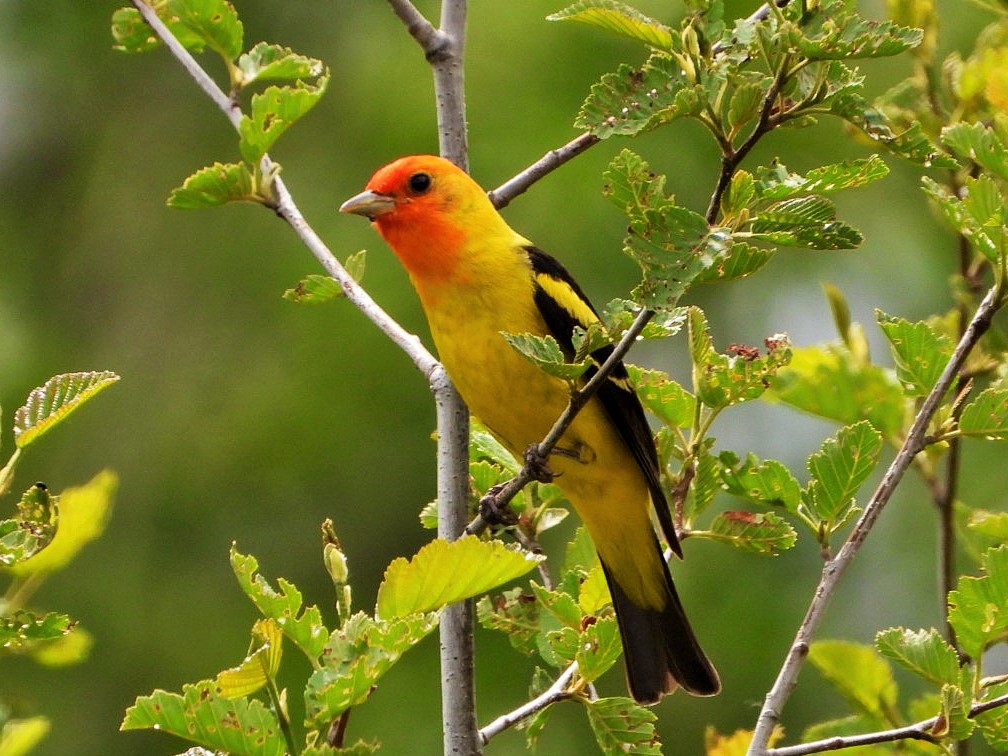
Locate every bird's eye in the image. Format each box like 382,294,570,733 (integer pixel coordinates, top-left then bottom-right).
408,172,432,194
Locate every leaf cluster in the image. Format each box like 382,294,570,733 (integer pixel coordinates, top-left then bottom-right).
1,373,120,754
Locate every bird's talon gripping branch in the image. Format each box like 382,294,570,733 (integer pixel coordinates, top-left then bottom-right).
523,444,557,484
478,485,520,527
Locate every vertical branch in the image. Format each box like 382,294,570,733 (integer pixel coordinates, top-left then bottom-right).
387,1,477,753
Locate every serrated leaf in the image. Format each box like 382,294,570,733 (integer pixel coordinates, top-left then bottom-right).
30,625,93,667
719,451,802,513
937,683,975,740
754,157,890,200
689,307,792,408
304,612,438,724
238,77,329,164
782,7,922,60
683,443,722,521
548,0,672,50
13,371,120,449
236,42,325,87
877,311,953,396
532,581,585,630
575,617,623,683
0,484,57,566
942,122,1008,182
577,52,701,138
726,82,764,136
10,470,116,577
376,536,543,619
694,240,775,283
167,0,243,60
808,640,897,721
948,546,1008,660
121,680,286,756
501,332,591,380
769,343,906,438
922,174,1008,263
469,419,519,474
477,587,540,655
960,387,1008,439
578,565,611,616
875,627,961,686
111,7,161,53
834,96,956,168
0,610,72,650
704,511,797,555
168,162,261,208
625,365,695,428
215,619,284,699
750,196,863,250
230,547,329,659
805,421,882,526
976,680,1008,749
585,697,661,754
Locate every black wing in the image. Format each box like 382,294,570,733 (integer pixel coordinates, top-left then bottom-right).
525,247,681,556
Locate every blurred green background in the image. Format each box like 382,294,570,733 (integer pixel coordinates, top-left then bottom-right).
1,1,1004,754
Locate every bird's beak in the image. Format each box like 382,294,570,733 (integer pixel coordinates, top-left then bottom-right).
339,190,396,220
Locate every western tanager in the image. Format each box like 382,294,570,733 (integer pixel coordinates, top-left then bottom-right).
340,155,719,703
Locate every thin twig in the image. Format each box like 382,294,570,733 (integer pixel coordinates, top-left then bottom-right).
747,281,1005,755
488,132,601,209
130,0,441,381
385,0,446,53
465,306,655,536
767,691,1008,755
479,662,581,743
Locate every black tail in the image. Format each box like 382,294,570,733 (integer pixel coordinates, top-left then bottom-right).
601,542,720,704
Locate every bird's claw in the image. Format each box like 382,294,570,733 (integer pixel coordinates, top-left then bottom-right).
478,483,520,527
523,445,557,484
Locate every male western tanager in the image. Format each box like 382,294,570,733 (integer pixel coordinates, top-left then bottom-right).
340,155,719,703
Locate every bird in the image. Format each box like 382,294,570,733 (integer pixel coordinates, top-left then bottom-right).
340,154,720,703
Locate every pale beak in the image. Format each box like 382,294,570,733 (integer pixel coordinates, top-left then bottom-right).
339,190,396,220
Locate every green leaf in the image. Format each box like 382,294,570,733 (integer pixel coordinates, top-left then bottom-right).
719,451,802,513
769,343,906,438
0,716,50,756
477,587,541,655
236,42,325,87
230,547,329,659
470,419,520,474
805,421,882,527
948,545,1008,660
238,77,329,164
689,307,792,408
750,196,863,250
754,157,890,201
13,371,120,449
584,697,661,755
874,627,961,686
726,82,764,137
167,162,261,208
167,0,243,60
121,680,286,756
215,619,284,699
501,332,591,381
0,484,57,566
808,640,897,721
547,0,673,50
976,680,1008,750
111,7,161,53
960,387,1008,440
922,174,1007,264
376,536,543,619
10,470,116,577
782,7,923,60
603,151,719,310
574,617,623,683
942,121,1008,182
876,311,953,397
304,612,438,725
0,611,72,650
577,52,703,138
937,683,976,740
625,365,695,428
694,240,776,284
282,274,344,304
833,98,956,168
704,511,797,555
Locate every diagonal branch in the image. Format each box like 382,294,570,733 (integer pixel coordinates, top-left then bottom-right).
129,0,440,379
747,280,1006,755
479,662,582,743
488,132,600,209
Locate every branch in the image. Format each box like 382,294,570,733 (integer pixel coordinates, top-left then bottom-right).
767,691,1008,755
466,306,656,536
129,0,440,380
747,280,1006,755
479,662,581,743
488,132,600,209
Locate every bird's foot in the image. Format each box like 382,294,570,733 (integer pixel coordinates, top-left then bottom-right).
478,483,520,527
523,444,558,483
